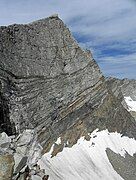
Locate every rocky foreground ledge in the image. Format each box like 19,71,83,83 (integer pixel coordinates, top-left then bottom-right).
0,15,136,179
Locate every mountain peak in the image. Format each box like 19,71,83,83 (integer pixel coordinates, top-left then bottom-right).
0,16,136,180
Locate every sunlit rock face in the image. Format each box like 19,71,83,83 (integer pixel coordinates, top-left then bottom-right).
0,16,136,179
0,16,136,149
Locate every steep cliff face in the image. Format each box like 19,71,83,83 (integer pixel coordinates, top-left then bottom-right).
0,15,136,179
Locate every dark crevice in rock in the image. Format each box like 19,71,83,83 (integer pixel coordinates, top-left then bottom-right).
0,92,16,135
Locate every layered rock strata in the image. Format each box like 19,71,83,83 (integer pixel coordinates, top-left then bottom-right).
0,15,136,179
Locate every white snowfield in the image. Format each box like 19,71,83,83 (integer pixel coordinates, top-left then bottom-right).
38,129,136,180
124,96,136,112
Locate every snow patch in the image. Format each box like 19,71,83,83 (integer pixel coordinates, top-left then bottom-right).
38,129,136,180
124,96,136,112
55,137,61,145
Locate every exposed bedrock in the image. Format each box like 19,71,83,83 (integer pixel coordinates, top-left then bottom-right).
0,89,16,136
106,77,136,120
0,15,136,156
106,148,136,180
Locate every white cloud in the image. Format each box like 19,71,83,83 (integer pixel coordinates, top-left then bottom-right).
98,53,136,79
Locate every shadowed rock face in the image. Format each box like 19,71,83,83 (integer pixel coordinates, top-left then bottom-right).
0,16,136,154
0,91,16,136
106,77,136,100
106,77,136,120
106,148,136,180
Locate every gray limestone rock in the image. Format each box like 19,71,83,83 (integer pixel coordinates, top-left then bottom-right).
106,77,136,101
0,16,135,150
14,156,28,175
106,148,136,180
0,15,136,179
106,77,136,120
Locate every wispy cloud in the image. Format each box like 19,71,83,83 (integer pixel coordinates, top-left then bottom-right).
98,53,136,79
0,0,136,79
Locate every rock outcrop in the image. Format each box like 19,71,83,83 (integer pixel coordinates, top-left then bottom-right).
106,148,136,180
0,16,136,179
106,77,136,120
0,154,14,180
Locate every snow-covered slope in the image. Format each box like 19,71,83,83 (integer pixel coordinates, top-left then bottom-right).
38,129,136,180
124,96,136,112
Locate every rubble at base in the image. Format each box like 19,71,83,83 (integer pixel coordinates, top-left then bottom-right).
0,130,49,180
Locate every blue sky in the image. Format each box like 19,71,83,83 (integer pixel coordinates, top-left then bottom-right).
0,0,136,79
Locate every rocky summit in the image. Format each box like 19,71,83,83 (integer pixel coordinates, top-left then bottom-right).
0,15,136,180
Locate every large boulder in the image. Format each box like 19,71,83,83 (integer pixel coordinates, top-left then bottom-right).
0,154,14,180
